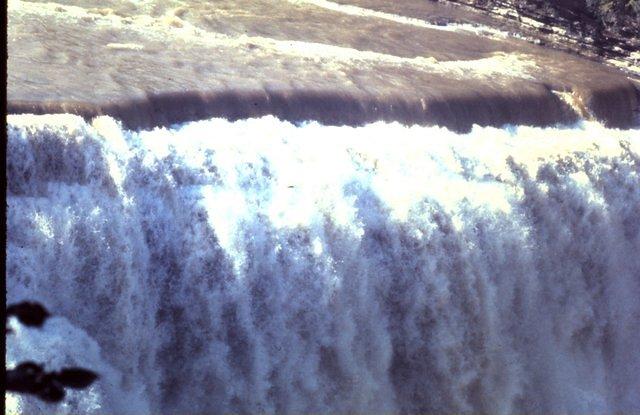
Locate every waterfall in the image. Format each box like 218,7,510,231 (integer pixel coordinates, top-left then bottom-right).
6,114,640,414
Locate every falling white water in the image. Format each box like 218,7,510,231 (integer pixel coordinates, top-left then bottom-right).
5,114,640,414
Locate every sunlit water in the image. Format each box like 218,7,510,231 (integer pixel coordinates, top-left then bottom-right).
6,114,640,414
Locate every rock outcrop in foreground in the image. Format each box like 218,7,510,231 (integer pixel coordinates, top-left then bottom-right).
7,0,640,131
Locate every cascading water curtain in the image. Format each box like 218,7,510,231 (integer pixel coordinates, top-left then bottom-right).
6,114,640,415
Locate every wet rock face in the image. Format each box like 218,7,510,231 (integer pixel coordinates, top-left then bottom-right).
7,0,640,131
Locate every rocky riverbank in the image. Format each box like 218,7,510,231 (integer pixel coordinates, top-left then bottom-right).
441,0,639,76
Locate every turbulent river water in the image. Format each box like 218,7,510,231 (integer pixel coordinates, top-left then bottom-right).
5,114,640,414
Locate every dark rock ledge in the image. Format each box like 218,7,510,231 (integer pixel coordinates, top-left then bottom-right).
9,85,640,133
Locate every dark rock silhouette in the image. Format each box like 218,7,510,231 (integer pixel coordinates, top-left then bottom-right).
5,302,99,403
7,362,66,403
55,368,100,389
6,302,51,328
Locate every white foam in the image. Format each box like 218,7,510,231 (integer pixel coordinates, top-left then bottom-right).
288,0,511,39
